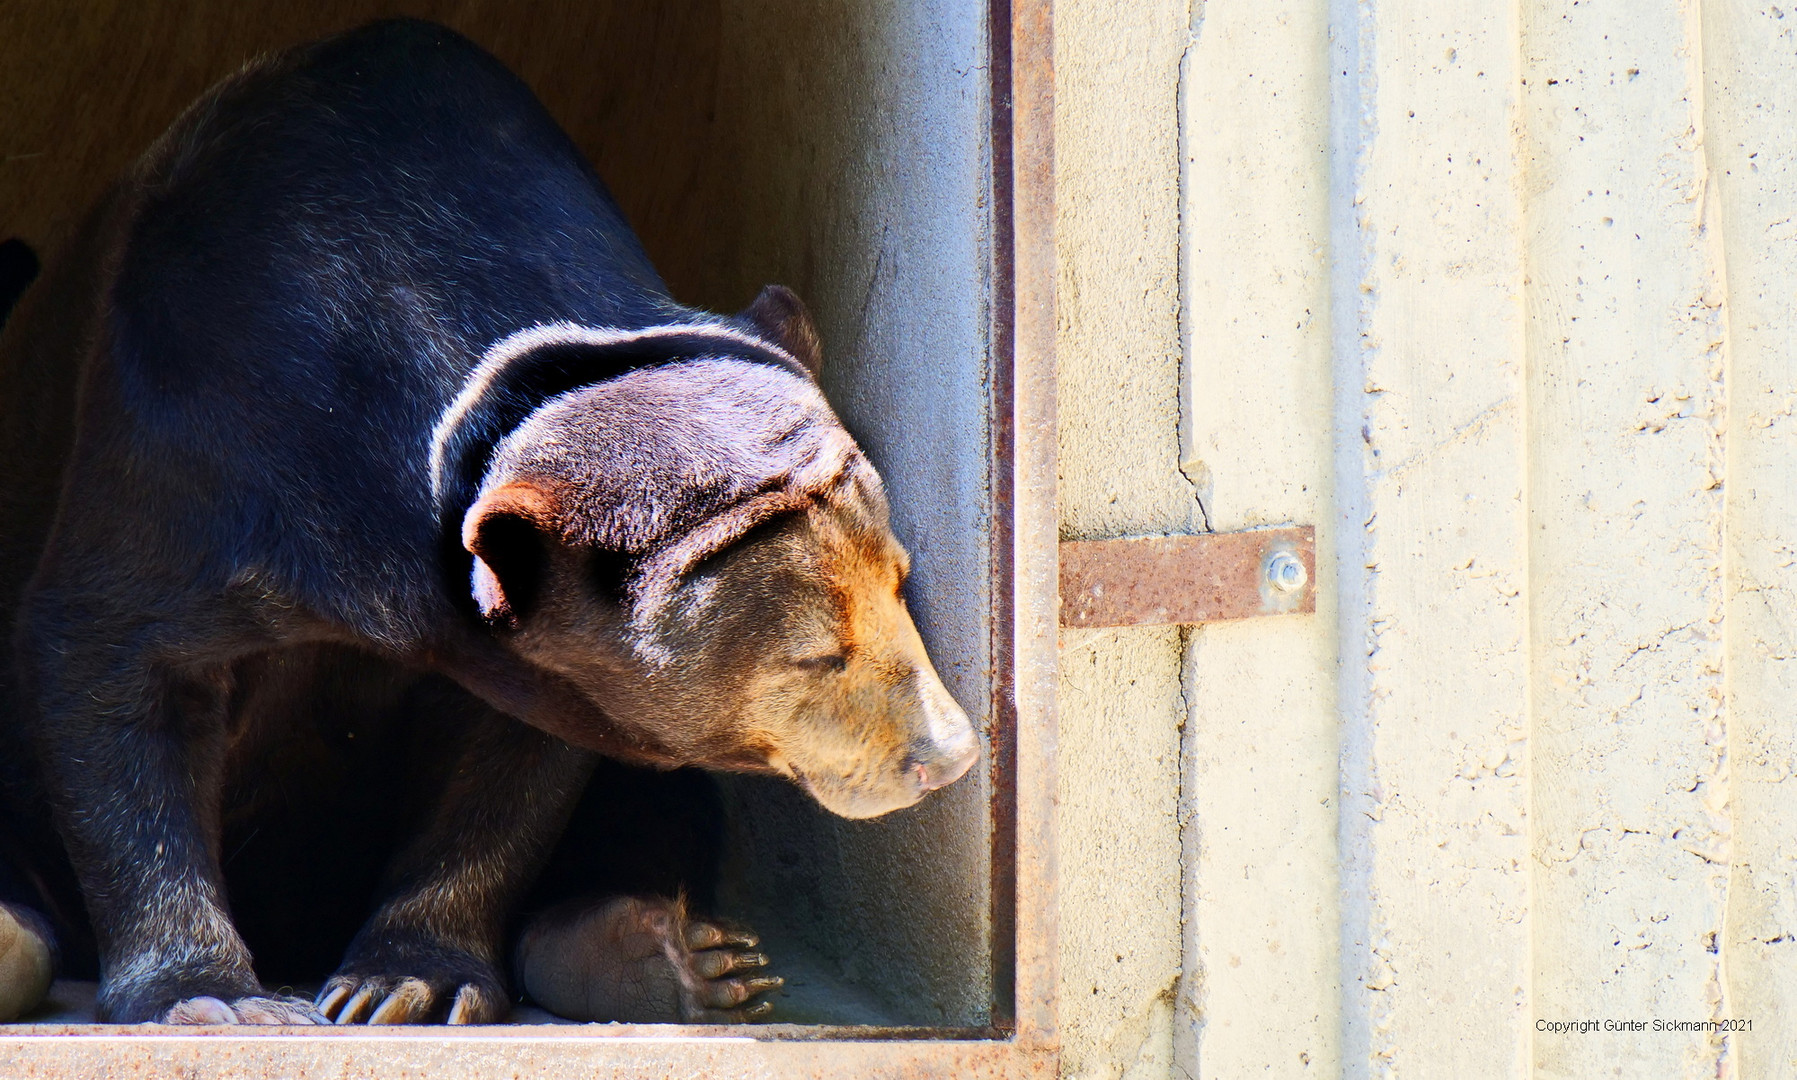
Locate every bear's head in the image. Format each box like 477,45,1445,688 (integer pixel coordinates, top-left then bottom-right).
448,290,979,819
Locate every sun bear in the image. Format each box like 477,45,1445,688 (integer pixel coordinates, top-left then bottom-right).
0,19,977,1025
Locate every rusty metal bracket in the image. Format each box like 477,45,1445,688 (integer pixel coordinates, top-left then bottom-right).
1058,526,1316,628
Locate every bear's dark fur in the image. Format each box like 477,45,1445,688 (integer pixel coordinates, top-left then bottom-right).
0,240,37,329
0,19,976,1025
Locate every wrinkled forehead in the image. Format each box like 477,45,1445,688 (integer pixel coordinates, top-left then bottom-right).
488,356,872,558
646,457,898,590
810,471,907,576
626,459,904,635
523,358,839,467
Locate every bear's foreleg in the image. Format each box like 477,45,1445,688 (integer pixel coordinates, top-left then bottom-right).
318,695,593,1025
19,630,316,1024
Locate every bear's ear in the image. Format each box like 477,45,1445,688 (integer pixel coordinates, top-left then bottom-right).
737,284,823,378
462,481,557,628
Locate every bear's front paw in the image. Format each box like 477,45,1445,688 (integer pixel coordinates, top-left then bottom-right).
516,895,783,1023
317,938,507,1025
163,994,322,1024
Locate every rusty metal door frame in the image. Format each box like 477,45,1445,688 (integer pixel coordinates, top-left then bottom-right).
0,1,1058,1075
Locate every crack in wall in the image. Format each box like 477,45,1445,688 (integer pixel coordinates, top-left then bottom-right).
1173,627,1202,1080
1176,18,1215,538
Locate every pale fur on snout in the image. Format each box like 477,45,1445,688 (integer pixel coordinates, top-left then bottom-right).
691,491,981,820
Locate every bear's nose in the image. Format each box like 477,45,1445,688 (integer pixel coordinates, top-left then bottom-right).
909,732,980,793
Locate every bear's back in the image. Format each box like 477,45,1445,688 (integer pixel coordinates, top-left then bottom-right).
115,18,679,425
0,19,697,647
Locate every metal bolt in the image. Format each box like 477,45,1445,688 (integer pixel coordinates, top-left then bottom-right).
1266,551,1308,593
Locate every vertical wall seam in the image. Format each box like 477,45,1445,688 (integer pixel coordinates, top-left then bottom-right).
1170,13,1213,1067
1173,623,1201,1080
1171,20,1197,1075
1329,0,1379,1075
1172,10,1209,1074
1176,20,1215,536
1688,0,1737,1074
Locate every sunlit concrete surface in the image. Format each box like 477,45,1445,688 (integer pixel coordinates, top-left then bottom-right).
1055,0,1797,1077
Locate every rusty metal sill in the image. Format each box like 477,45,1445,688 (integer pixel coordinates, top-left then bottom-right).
0,1026,1056,1080
0,1021,1007,1041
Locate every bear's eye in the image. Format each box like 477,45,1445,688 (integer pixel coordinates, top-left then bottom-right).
792,653,848,673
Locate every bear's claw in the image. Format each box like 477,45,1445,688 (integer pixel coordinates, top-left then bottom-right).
316,974,503,1024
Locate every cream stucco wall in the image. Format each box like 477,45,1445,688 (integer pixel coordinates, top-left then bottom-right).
1055,1,1191,1076
1055,1,1797,1077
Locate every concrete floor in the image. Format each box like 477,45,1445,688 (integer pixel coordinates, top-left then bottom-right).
5,924,902,1028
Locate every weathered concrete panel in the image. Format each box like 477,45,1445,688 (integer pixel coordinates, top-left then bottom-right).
1055,0,1200,546
1053,0,1192,1076
1521,3,1731,1076
1331,1,1533,1075
1705,2,1797,1077
1059,0,1797,1075
1177,2,1340,1076
1057,629,1183,1080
